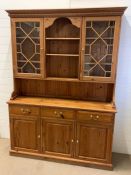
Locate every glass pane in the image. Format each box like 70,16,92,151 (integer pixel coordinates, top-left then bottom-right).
89,65,105,76
92,21,109,34
30,54,40,61
21,22,34,34
22,63,35,73
15,21,41,74
91,39,107,61
29,28,40,37
84,20,115,77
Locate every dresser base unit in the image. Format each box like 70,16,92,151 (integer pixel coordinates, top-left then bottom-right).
8,97,115,170
6,7,127,170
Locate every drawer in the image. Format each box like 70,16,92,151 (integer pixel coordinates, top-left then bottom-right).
9,105,40,116
77,111,114,123
41,107,74,119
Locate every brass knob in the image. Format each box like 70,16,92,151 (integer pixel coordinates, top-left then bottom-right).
71,139,74,143
96,115,99,119
90,114,93,118
54,111,57,115
76,140,79,143
21,108,31,114
21,108,24,112
59,112,64,119
37,135,40,138
26,109,31,113
59,112,63,115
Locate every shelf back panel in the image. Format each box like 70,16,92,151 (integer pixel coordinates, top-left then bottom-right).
15,79,113,102
46,56,79,78
45,17,80,38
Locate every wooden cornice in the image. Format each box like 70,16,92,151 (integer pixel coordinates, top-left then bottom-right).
6,7,127,18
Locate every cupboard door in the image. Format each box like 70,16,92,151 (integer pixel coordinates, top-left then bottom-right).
81,17,121,82
11,18,44,78
42,119,74,157
76,122,113,162
10,117,40,152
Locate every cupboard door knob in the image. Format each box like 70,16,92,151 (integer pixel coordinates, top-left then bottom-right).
96,115,99,119
37,135,40,138
71,139,74,143
76,140,79,143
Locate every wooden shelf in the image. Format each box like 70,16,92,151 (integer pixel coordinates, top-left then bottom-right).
46,38,80,40
8,96,116,113
46,53,79,57
45,77,79,82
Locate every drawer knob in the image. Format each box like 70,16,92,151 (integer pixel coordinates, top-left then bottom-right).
21,108,31,114
90,114,93,118
96,115,99,119
59,112,64,119
54,111,57,115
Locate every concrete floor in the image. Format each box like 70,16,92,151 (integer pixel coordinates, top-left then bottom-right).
0,139,131,175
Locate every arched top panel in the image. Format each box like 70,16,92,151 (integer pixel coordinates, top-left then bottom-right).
45,17,81,38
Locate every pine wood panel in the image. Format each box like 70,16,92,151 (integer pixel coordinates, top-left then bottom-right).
46,40,80,54
10,116,40,152
15,79,114,102
41,107,74,119
77,111,114,123
45,17,80,38
46,56,79,78
9,104,40,116
76,122,113,162
41,119,74,157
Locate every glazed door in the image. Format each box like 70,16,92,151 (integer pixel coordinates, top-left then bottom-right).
11,18,44,78
76,122,112,162
10,116,40,152
41,118,74,157
81,17,121,82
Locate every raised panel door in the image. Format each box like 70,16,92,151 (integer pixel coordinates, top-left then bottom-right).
76,122,113,162
42,119,74,157
10,117,40,152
